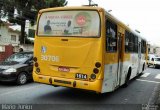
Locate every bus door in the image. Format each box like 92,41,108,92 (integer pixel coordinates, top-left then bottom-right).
137,41,141,73
116,32,123,86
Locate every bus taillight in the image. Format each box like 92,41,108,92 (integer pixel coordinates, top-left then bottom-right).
90,74,96,80
95,62,101,68
36,68,40,73
93,68,99,74
33,57,37,62
35,62,39,67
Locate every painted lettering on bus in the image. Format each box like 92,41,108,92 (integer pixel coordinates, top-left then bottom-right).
41,55,59,62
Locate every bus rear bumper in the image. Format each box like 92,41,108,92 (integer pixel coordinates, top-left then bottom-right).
33,73,102,93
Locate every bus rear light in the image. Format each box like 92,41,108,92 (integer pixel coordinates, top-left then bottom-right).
90,74,96,79
93,68,99,74
36,68,40,73
95,62,101,68
33,57,37,62
35,62,39,67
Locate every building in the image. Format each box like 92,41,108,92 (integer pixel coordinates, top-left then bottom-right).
155,47,160,56
148,44,160,57
0,21,21,50
0,21,21,61
26,20,35,41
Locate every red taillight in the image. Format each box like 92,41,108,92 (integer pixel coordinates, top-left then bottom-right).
93,68,99,74
35,62,39,67
33,57,37,62
95,62,101,68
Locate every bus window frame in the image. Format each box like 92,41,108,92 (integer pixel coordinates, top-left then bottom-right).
36,9,101,38
105,18,118,53
141,39,147,54
125,30,141,54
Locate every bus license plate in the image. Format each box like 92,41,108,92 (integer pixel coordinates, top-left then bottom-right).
58,67,70,72
75,73,87,79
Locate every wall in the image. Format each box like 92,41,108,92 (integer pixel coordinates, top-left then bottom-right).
0,24,20,46
0,45,13,62
19,44,34,52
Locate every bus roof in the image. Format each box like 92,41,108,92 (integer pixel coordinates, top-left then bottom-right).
39,6,104,13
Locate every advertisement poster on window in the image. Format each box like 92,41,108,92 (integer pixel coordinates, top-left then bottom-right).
38,11,100,37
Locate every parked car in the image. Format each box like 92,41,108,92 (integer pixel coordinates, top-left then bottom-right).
0,52,33,85
153,57,160,68
147,56,160,69
147,57,155,67
147,54,157,67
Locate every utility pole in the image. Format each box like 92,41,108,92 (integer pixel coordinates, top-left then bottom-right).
89,0,91,5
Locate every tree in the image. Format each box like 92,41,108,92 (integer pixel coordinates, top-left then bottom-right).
0,0,68,44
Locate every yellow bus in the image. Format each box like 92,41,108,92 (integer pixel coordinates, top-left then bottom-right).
33,6,148,93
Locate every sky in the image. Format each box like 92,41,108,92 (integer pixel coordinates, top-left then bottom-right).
67,0,160,46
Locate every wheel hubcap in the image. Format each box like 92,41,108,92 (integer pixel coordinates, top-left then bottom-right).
20,74,27,84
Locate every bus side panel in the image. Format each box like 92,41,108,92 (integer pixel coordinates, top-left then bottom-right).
101,53,118,93
130,53,139,79
120,54,131,86
102,64,118,93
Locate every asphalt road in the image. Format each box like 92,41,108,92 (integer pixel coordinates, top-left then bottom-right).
0,67,160,110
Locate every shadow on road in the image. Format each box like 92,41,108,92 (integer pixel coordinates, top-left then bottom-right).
34,79,138,104
0,81,33,87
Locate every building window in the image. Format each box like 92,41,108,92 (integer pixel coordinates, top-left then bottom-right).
11,35,16,42
106,19,117,52
0,46,5,52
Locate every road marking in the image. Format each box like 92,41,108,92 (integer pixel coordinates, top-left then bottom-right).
141,73,150,77
0,84,43,97
155,74,160,79
137,79,160,84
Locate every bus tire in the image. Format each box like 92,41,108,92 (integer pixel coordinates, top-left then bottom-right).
142,64,145,72
123,68,131,88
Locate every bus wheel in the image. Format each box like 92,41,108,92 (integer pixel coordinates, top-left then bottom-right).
123,69,131,88
142,64,145,72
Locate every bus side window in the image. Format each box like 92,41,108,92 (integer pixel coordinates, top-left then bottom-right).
125,31,136,53
125,31,130,52
106,20,117,52
141,40,146,54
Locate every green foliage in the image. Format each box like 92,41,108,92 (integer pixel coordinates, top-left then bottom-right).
0,0,68,43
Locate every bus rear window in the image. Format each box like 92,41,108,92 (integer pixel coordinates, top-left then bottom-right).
37,10,100,37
